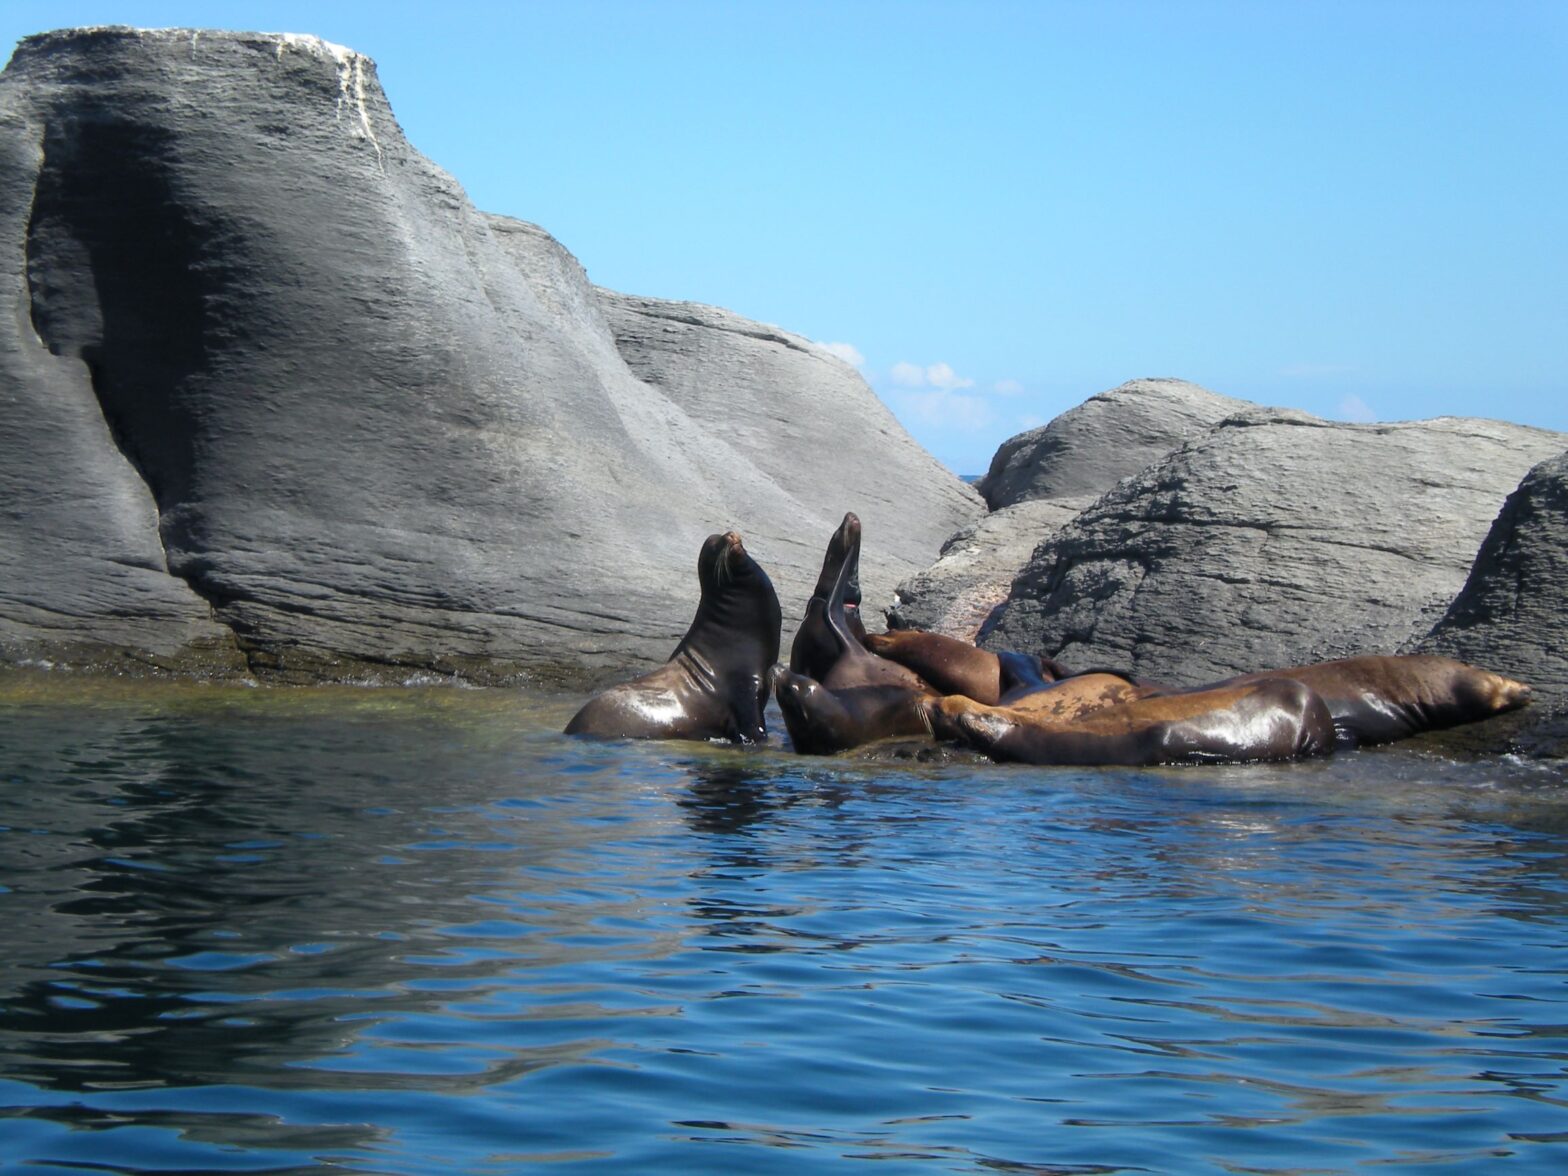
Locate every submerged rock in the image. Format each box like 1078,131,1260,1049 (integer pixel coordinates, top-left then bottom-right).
0,27,977,684
984,410,1567,686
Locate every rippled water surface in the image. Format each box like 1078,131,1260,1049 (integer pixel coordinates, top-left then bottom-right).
3,672,1568,1174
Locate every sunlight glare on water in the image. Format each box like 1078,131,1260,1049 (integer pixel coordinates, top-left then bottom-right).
1,672,1567,1173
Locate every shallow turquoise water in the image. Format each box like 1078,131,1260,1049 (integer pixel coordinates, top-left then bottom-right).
2,676,1567,1173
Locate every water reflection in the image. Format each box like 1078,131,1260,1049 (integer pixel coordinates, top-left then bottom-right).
2,679,1568,1171
0,697,683,1099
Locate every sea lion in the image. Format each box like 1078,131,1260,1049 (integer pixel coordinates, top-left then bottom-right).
789,512,869,680
925,671,1157,742
775,669,934,755
777,515,936,754
934,677,1335,767
862,629,1055,705
565,531,782,743
1195,654,1531,746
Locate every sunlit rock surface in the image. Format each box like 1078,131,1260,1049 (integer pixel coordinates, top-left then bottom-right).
892,379,1251,636
887,498,1094,639
984,410,1567,685
0,27,978,683
976,378,1252,510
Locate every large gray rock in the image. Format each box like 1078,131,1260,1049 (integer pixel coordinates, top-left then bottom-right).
0,28,977,684
984,410,1568,685
886,497,1095,639
976,378,1254,509
594,288,975,618
1419,451,1568,756
891,378,1251,635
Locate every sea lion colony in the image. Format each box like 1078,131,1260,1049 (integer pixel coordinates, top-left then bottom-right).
565,515,1532,765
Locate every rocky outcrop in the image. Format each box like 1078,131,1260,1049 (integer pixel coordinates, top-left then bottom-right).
886,497,1095,638
891,379,1250,635
594,289,974,616
983,410,1567,686
0,28,978,684
1418,451,1568,755
976,378,1253,509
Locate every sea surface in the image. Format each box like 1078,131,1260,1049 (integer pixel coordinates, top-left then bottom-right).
2,672,1567,1174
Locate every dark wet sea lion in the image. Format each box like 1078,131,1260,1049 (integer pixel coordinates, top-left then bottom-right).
997,650,1058,700
775,669,933,755
789,512,869,681
1200,654,1531,746
935,678,1335,767
777,516,936,753
565,531,782,743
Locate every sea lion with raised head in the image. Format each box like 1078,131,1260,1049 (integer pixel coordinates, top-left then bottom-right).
933,677,1335,767
777,515,937,754
789,512,869,681
565,531,782,743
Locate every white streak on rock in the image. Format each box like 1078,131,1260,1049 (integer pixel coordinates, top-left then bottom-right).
272,32,383,174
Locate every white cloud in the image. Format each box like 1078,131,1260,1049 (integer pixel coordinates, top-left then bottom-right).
888,359,976,390
1337,394,1376,423
925,362,974,391
993,378,1024,396
818,341,864,367
888,387,996,432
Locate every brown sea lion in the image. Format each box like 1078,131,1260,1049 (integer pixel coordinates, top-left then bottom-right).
862,629,1066,706
1198,654,1531,746
925,672,1158,742
777,516,936,754
789,512,870,681
565,532,782,743
935,677,1335,766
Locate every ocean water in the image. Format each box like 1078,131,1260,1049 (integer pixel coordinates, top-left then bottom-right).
1,672,1567,1174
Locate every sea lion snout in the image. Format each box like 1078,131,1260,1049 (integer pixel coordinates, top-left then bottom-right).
1490,674,1532,712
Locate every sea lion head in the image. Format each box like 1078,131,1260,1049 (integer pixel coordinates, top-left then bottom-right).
688,531,782,669
1454,667,1532,717
774,668,854,755
812,512,862,615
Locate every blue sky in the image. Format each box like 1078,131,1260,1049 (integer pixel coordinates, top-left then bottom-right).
4,1,1563,473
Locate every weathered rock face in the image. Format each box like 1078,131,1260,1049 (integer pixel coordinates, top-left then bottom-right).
984,410,1567,685
886,497,1095,639
976,378,1254,510
891,379,1251,636
594,289,975,618
1419,451,1568,754
0,27,978,684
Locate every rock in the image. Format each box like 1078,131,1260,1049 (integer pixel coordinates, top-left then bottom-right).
595,288,977,621
976,378,1254,509
0,27,978,684
886,497,1095,638
891,378,1251,636
984,410,1568,685
1419,451,1568,756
